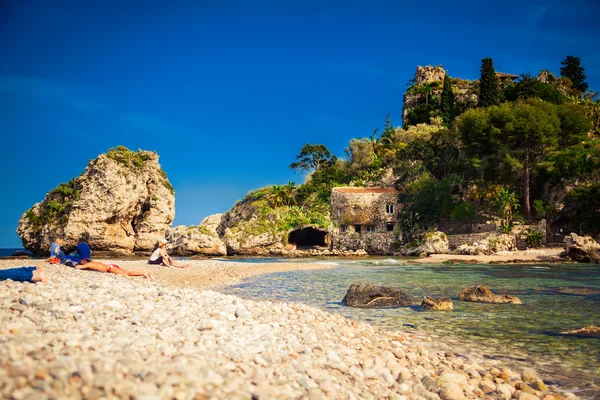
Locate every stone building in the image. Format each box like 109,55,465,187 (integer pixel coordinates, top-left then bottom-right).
330,187,399,254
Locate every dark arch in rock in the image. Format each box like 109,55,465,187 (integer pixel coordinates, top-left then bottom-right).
288,227,328,249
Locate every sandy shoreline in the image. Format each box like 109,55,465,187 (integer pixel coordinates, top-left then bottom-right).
0,247,568,289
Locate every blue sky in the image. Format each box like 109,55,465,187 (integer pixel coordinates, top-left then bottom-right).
1,0,599,247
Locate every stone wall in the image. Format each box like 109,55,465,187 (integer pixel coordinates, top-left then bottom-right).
447,232,491,249
333,232,396,255
330,187,399,254
447,220,548,250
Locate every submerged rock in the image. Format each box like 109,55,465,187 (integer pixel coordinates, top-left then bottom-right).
458,285,522,304
17,147,174,256
560,325,600,337
563,233,600,264
421,296,453,311
342,283,417,308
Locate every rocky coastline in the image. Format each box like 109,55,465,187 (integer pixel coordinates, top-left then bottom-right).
1,259,596,399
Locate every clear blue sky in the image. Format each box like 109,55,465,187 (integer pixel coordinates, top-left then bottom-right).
1,0,599,247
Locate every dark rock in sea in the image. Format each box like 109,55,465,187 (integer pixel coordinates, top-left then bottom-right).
0,255,30,260
458,285,522,304
554,286,600,296
12,251,31,257
342,283,417,308
421,296,453,311
560,325,600,337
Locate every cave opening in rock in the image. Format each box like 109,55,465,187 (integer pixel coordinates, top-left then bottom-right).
288,227,328,249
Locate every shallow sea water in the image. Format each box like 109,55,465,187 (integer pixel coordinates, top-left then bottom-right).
220,259,600,393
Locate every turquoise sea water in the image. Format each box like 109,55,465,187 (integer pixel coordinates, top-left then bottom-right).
221,259,600,394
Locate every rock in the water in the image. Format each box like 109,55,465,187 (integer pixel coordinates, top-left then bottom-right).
17,147,175,256
560,325,600,337
458,285,522,304
563,233,600,263
421,296,453,311
166,216,227,256
342,283,416,308
402,231,449,256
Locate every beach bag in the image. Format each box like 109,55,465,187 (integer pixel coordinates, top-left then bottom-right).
48,257,60,264
64,259,79,268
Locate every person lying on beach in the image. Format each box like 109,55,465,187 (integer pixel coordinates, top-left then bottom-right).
148,239,189,268
0,265,48,284
75,261,151,278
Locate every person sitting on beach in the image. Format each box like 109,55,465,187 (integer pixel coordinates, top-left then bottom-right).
75,260,150,278
148,239,189,268
48,238,65,262
0,265,48,284
64,236,92,266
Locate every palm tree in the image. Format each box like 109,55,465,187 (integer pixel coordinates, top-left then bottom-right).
494,188,520,229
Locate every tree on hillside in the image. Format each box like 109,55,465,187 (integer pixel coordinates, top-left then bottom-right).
560,55,588,93
478,58,500,107
460,99,565,217
290,144,332,173
440,74,455,126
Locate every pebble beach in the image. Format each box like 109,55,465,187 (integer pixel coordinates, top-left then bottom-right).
0,259,590,399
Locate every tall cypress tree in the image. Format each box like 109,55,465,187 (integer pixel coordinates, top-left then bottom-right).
478,57,499,107
440,74,455,126
560,55,588,92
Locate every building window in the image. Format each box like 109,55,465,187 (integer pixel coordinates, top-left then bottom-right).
367,225,376,233
340,224,347,233
386,204,394,214
386,223,395,232
338,208,343,216
354,224,361,233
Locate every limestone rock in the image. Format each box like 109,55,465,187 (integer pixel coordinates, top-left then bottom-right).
458,285,522,304
342,283,417,308
489,233,517,252
563,233,600,263
166,218,227,257
403,231,449,256
421,296,453,311
17,147,174,256
455,240,491,255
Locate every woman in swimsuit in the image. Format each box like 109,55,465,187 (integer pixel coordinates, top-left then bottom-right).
76,261,150,278
148,239,189,268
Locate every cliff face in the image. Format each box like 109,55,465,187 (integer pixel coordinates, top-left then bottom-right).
17,147,175,256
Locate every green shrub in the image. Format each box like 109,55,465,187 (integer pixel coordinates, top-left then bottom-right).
525,227,544,248
450,202,475,220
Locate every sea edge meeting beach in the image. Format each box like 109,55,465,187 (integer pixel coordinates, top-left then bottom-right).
1,252,597,399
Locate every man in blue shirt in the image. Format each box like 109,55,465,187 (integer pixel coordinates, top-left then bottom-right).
76,240,91,262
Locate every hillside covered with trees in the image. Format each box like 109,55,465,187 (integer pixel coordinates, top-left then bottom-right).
230,55,600,245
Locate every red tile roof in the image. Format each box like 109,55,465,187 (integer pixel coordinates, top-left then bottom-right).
333,187,398,194
496,72,519,79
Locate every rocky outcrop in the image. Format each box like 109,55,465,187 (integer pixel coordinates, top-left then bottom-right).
458,285,522,304
17,147,175,256
217,197,291,256
563,233,600,263
342,283,417,308
402,66,478,125
166,215,227,257
402,231,449,256
421,296,453,311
